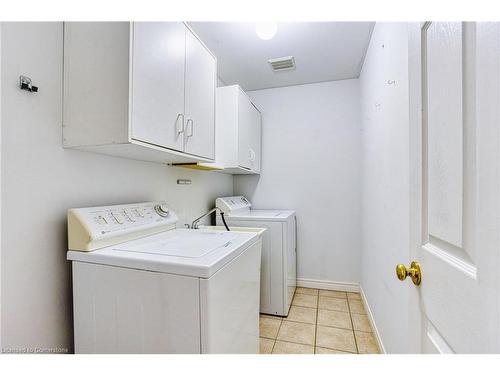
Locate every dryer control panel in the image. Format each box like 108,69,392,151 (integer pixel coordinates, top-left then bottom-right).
216,196,252,214
68,202,178,251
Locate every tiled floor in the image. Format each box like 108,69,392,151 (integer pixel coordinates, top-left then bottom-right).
259,288,381,354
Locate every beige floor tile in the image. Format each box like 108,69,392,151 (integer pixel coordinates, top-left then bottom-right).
260,317,281,339
272,340,314,354
348,299,366,314
319,290,347,299
260,313,282,321
318,296,349,312
260,338,275,354
277,321,316,345
355,331,380,354
316,325,357,353
317,309,352,330
347,292,361,300
295,287,319,296
292,293,318,308
315,347,355,354
351,313,371,332
285,306,317,324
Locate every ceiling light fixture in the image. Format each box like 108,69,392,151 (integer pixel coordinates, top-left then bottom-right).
255,23,278,40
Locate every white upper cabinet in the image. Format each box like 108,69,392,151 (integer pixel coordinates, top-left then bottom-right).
63,22,216,164
206,85,262,174
238,90,262,172
184,28,216,159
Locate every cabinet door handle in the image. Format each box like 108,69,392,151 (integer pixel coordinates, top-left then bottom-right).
186,119,194,138
249,148,256,162
176,114,185,135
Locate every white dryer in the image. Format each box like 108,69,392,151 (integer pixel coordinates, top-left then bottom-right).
216,196,296,317
67,201,263,354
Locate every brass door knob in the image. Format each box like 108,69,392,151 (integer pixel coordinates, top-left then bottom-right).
396,261,422,286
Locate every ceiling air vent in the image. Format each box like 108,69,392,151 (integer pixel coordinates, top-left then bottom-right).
268,56,295,72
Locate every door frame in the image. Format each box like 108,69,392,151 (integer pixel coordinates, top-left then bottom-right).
407,21,424,354
0,21,3,350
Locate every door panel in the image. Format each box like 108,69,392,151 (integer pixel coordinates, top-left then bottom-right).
237,91,254,170
416,21,500,353
426,22,464,249
184,28,216,159
249,103,262,173
422,321,454,354
131,22,186,151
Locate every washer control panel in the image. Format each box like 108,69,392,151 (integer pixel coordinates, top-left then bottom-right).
216,196,251,214
154,203,170,217
68,201,178,251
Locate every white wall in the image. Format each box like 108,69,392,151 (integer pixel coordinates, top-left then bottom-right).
359,23,411,353
234,80,361,285
217,76,226,87
0,23,233,352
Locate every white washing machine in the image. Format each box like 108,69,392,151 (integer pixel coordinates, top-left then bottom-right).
216,196,296,317
66,201,263,354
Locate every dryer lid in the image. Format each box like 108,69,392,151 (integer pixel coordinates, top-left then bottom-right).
113,231,239,258
221,209,295,221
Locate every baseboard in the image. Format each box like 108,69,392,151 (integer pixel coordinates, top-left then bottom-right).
296,278,360,292
359,285,386,354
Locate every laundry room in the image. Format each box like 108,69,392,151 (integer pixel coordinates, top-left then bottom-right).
0,20,369,355
1,1,500,370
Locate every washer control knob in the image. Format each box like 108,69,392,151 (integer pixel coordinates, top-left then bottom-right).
154,203,170,217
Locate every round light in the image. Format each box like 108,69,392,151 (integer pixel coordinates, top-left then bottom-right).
255,23,277,40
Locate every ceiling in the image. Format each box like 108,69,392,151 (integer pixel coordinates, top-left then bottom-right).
189,22,375,91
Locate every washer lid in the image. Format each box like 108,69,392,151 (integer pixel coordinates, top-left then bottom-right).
67,228,258,278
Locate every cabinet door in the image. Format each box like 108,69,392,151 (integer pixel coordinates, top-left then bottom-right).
249,103,262,173
238,91,261,171
238,91,252,170
131,22,186,151
184,27,216,159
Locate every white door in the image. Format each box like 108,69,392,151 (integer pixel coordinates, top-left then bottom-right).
131,22,186,151
407,22,500,353
184,27,216,159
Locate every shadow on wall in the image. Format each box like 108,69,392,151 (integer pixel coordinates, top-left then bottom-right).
233,175,260,200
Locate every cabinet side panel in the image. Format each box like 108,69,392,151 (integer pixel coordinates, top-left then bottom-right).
285,216,297,314
200,241,261,353
72,262,201,353
215,86,239,167
63,22,130,147
216,218,285,315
